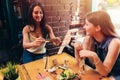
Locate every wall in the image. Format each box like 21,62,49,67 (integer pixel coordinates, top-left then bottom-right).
33,0,91,54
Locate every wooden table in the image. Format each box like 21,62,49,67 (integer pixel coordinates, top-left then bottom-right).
20,53,103,80
0,53,110,80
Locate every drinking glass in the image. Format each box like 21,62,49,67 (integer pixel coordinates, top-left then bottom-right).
76,28,85,75
75,28,85,42
70,29,78,46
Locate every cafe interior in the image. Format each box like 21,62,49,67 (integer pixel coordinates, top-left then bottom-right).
0,0,120,80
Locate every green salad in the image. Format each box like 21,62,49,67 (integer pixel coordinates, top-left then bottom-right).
57,69,79,80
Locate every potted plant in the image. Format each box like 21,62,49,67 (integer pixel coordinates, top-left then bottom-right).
1,62,19,80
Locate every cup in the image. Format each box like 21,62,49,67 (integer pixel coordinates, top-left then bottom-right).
75,29,85,42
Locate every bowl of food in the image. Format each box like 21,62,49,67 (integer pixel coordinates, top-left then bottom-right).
57,69,80,80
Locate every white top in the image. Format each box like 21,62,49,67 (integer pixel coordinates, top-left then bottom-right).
26,33,46,54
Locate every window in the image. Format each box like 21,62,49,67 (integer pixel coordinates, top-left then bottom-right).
92,0,120,35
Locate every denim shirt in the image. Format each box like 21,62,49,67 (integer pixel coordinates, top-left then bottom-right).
86,37,120,76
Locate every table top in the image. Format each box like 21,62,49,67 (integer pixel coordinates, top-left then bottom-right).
20,53,104,80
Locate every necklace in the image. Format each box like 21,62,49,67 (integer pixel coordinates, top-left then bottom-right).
36,30,41,34
35,28,41,34
36,31,40,34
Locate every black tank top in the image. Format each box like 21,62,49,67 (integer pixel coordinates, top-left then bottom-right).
86,37,120,76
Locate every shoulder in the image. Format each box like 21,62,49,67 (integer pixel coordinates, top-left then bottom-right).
109,38,120,47
23,25,32,33
45,24,53,31
46,24,52,29
111,38,120,44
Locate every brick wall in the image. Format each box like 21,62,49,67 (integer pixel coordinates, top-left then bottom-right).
32,0,91,54
43,0,77,37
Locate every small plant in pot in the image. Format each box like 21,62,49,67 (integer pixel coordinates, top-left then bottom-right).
1,62,19,80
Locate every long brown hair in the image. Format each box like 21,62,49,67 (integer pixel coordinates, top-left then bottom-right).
84,11,119,50
83,11,120,66
86,11,118,37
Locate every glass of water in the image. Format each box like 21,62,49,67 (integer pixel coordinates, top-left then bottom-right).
75,28,85,42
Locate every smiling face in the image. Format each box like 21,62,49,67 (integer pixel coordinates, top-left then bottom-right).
83,19,98,37
32,6,43,22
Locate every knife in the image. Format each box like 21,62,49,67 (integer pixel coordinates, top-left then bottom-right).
45,38,57,43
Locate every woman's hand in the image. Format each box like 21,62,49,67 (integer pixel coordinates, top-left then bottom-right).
79,50,97,58
31,37,45,47
52,37,61,46
74,41,83,64
74,41,83,51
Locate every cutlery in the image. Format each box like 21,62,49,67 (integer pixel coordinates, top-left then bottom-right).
45,38,57,43
38,72,43,78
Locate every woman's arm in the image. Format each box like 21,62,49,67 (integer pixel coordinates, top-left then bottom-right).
95,38,120,76
79,38,120,76
74,36,89,64
22,26,33,49
46,24,61,45
46,24,56,39
22,26,45,49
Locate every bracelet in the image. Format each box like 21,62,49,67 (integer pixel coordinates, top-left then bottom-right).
94,59,100,65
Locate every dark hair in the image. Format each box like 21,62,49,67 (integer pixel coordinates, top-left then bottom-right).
27,1,48,38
